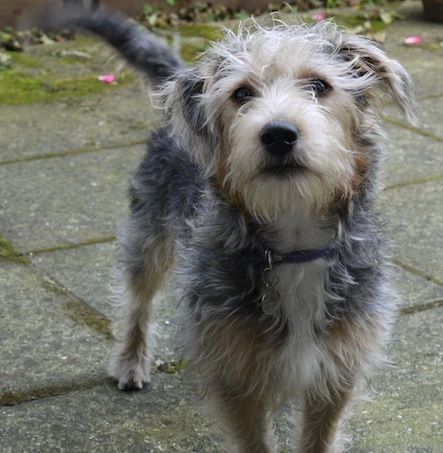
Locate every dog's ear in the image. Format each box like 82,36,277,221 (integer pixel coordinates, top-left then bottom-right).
176,72,209,136
337,34,416,124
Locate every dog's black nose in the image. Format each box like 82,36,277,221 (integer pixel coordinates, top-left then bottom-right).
260,121,298,156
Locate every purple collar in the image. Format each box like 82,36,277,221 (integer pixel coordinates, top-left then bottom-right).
261,244,336,268
271,245,335,264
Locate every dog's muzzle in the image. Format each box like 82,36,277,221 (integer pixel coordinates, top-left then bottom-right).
260,121,298,156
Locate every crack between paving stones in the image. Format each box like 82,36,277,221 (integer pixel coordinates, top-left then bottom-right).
399,298,443,316
382,115,443,143
393,258,443,287
384,174,443,191
0,379,107,407
0,139,147,166
30,264,114,340
25,235,116,256
384,93,443,106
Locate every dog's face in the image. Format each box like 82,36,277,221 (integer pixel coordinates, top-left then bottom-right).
164,22,414,221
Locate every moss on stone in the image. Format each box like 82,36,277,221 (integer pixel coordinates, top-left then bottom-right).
176,23,224,41
179,39,209,63
0,236,28,264
9,52,41,68
0,70,134,105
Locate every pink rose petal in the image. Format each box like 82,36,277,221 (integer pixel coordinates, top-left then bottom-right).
313,11,327,22
98,74,117,84
404,35,423,46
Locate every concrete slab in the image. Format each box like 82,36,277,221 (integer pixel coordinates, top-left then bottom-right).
31,242,117,317
0,145,144,253
0,374,223,453
1,306,440,452
0,263,110,405
413,97,443,140
383,122,443,188
394,265,443,311
31,242,182,360
380,180,443,282
0,84,156,163
351,307,443,453
384,96,443,142
383,2,443,99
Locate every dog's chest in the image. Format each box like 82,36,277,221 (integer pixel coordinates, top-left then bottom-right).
273,260,331,391
264,215,333,390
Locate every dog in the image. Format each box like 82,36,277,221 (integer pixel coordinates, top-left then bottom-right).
66,9,415,452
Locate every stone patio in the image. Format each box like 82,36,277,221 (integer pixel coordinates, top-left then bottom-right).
1,2,442,452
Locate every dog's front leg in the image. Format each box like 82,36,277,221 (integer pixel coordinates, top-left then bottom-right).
109,222,174,390
299,386,351,453
212,385,276,453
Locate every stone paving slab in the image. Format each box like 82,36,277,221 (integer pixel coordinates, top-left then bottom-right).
350,307,443,453
31,242,117,317
384,96,443,141
0,84,154,163
414,97,443,140
394,265,443,310
0,145,145,253
1,307,440,452
383,122,443,188
383,2,443,99
0,375,223,453
0,263,109,405
30,242,182,360
380,180,443,282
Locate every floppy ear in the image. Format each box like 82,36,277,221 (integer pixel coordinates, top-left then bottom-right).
176,73,208,136
338,33,417,124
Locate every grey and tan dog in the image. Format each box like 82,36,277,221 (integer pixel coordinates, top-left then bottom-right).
69,9,415,452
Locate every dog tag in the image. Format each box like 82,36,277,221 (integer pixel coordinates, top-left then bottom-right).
261,288,280,316
261,250,280,316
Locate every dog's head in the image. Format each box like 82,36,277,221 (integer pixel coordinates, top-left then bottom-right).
162,21,415,221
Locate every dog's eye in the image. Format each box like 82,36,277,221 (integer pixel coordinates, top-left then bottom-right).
309,79,331,96
232,86,255,104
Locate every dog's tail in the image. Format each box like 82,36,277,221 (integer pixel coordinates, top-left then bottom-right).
46,7,185,84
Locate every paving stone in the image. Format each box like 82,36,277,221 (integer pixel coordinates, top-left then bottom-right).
383,122,443,188
380,180,443,282
0,85,155,163
351,307,443,453
383,2,443,99
394,265,443,310
31,242,117,317
384,96,443,143
412,97,443,140
0,145,145,253
0,374,223,453
31,242,182,361
1,305,440,452
0,263,110,404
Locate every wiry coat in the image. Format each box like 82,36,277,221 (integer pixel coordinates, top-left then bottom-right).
68,9,415,453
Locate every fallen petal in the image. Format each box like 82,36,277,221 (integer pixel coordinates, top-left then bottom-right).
98,74,117,84
313,11,327,22
404,35,423,45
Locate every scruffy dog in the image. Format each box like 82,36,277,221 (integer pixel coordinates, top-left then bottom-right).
68,9,415,452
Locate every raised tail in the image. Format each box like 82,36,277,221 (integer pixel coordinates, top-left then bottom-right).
48,7,185,84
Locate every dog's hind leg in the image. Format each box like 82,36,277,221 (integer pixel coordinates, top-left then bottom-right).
108,215,174,390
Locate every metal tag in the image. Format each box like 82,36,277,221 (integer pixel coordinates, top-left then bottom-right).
261,250,280,316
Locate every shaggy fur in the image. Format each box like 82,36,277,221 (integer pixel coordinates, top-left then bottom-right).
68,9,415,452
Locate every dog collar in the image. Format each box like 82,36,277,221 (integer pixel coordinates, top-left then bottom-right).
258,244,336,316
266,245,335,265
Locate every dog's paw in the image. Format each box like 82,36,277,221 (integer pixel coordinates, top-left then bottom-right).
108,350,151,391
116,366,150,391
